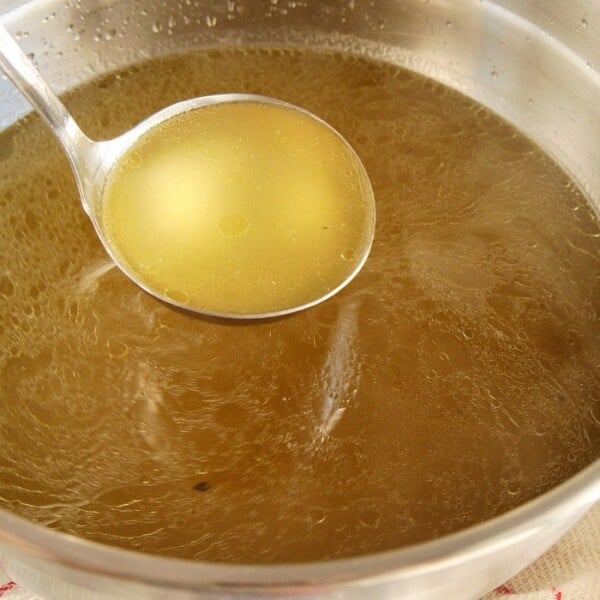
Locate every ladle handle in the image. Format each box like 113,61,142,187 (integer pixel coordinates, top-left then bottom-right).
0,24,93,176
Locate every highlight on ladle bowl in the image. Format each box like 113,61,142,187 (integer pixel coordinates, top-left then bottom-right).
100,98,376,317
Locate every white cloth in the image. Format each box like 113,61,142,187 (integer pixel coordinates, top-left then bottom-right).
1,503,599,599
482,502,600,600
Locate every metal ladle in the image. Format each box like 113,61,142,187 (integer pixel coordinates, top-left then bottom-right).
0,25,375,319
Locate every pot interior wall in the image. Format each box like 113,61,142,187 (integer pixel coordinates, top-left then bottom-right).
1,0,599,208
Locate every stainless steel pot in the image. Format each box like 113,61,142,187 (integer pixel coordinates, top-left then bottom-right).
0,1,598,598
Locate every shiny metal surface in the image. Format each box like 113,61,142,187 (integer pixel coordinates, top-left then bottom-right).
0,0,598,598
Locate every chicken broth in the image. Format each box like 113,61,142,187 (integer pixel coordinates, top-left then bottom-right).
0,47,599,563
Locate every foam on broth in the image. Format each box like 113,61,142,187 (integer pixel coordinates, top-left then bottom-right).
0,47,599,563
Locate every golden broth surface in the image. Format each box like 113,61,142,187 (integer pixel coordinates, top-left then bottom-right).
102,101,374,314
0,48,599,563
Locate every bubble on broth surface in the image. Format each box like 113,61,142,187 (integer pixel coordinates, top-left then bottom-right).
0,47,599,563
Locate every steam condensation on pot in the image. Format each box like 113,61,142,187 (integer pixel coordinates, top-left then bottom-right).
0,47,599,564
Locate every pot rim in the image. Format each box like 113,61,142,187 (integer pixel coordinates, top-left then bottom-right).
1,459,599,591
